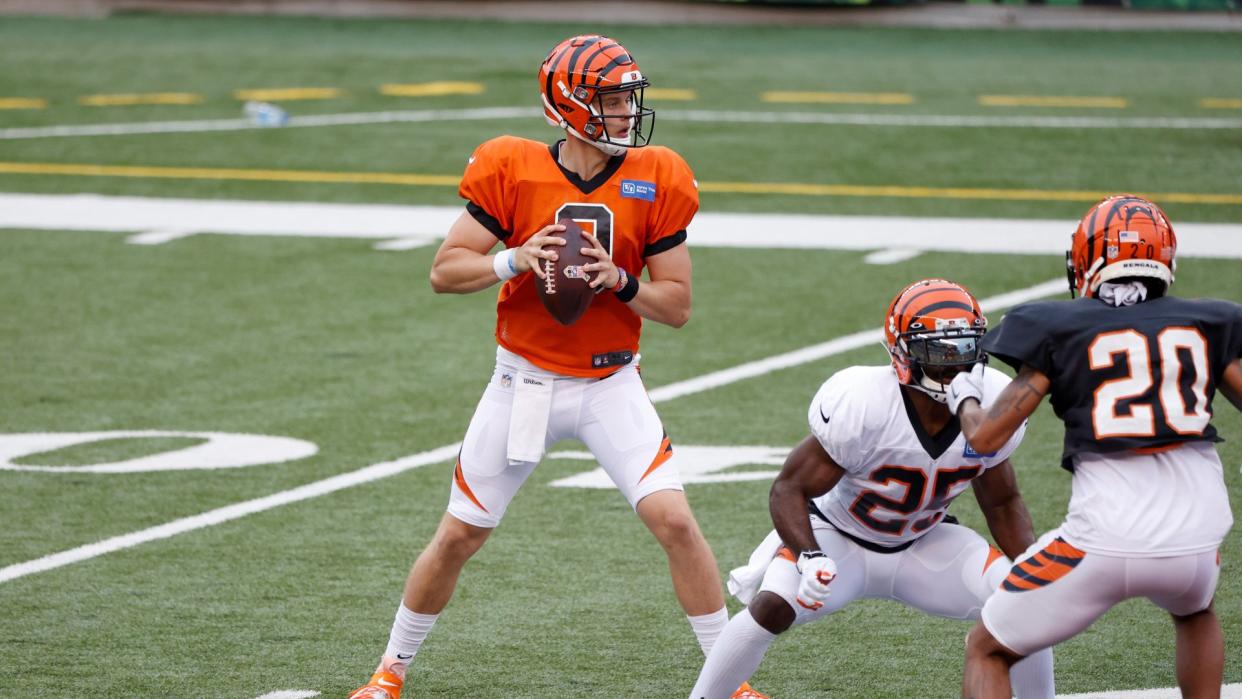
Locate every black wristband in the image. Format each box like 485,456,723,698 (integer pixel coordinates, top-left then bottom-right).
614,269,639,303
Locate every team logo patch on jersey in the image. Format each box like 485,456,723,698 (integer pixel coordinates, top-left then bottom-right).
620,179,657,202
963,443,997,459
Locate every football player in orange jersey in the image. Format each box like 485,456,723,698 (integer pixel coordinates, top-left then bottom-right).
349,35,765,699
953,196,1241,698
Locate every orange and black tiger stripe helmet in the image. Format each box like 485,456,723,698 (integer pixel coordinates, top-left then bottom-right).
538,35,655,155
1067,194,1176,299
884,279,987,402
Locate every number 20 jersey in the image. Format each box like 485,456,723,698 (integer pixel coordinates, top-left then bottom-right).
459,135,699,378
981,296,1242,470
808,365,1025,549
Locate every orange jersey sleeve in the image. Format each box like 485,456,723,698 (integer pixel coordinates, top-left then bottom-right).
458,136,521,240
642,146,699,256
457,137,698,378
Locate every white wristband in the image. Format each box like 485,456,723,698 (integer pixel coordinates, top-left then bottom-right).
492,248,518,281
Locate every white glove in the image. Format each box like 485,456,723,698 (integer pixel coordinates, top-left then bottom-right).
947,362,986,415
795,551,837,611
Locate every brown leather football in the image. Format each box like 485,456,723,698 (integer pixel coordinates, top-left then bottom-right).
535,218,597,326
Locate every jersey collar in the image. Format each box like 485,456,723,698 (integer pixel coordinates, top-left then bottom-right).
549,140,627,195
898,386,961,460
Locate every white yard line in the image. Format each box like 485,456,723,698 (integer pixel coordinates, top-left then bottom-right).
648,278,1066,403
0,107,535,140
668,109,1242,130
4,193,1242,258
4,107,1242,140
0,444,460,583
0,275,1065,585
1056,684,1242,699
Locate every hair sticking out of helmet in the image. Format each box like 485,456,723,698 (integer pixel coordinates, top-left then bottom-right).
883,279,988,404
538,35,656,156
1066,194,1177,300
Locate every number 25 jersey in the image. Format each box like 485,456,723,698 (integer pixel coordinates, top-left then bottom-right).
981,296,1242,471
808,365,1025,549
459,135,699,378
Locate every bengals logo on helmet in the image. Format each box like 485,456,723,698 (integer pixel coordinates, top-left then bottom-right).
884,279,987,403
1066,194,1177,299
538,35,655,156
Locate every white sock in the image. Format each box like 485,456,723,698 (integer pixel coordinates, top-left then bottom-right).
688,607,730,656
378,604,439,679
1010,647,1056,699
689,608,776,699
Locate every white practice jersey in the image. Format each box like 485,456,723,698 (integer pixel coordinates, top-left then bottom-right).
808,365,1025,549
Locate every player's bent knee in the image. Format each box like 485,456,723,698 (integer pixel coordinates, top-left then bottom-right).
750,592,796,635
652,513,704,550
431,517,492,559
1171,601,1217,625
638,496,704,549
967,622,1022,666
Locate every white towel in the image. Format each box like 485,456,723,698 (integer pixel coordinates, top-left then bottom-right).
506,371,552,464
726,529,785,605
1098,280,1148,307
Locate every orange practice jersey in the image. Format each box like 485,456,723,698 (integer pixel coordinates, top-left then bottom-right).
459,135,699,378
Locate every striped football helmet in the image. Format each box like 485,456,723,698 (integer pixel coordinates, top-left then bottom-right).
538,35,655,156
884,279,988,403
1067,194,1177,299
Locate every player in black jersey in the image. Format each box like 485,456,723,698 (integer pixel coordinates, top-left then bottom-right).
945,195,1242,699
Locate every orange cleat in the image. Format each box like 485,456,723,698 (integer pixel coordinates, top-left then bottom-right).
347,670,403,699
732,681,769,699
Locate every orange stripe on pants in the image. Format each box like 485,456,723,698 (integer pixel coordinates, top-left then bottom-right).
637,434,673,483
454,460,488,513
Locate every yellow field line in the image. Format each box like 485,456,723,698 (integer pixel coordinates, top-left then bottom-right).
762,91,914,105
233,88,342,101
1200,98,1242,110
379,81,485,97
979,95,1128,109
1,161,1239,205
644,88,697,101
0,97,47,110
79,93,203,106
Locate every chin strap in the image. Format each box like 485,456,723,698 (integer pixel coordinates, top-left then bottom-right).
563,124,626,156
910,374,950,404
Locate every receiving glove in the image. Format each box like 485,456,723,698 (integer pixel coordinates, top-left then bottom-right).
795,550,837,611
947,362,986,415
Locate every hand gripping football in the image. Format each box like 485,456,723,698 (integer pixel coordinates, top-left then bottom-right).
535,218,597,326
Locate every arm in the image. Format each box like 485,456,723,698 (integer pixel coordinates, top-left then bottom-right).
428,211,565,294
580,233,692,328
769,435,847,556
957,364,1051,455
1220,359,1242,412
970,459,1036,560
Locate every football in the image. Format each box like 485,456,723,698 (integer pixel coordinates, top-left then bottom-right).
535,218,598,326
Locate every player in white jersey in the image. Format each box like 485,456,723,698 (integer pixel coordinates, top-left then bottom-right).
690,279,1055,699
953,195,1240,698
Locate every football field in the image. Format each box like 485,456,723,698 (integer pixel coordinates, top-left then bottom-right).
1,13,1241,698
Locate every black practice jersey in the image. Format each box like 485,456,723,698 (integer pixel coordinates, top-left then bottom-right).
982,295,1242,470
